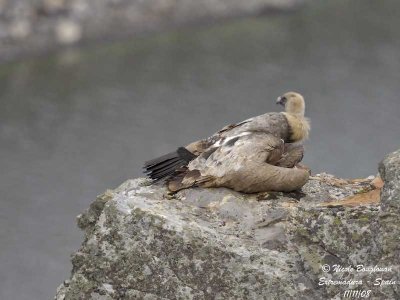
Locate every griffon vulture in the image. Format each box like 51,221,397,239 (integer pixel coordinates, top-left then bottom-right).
144,92,310,193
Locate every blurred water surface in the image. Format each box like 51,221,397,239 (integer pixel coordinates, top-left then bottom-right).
1,0,400,299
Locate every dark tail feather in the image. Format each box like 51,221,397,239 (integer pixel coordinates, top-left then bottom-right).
145,157,181,173
144,147,196,181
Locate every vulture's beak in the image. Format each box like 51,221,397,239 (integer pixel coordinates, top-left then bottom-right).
276,96,287,106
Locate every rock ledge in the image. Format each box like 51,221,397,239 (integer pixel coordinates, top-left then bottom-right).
56,150,400,299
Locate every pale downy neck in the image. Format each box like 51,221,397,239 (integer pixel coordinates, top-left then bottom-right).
282,104,309,142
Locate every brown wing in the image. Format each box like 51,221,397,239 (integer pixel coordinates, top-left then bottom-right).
217,120,251,134
197,134,308,193
185,120,251,156
216,113,292,142
184,113,292,156
185,139,211,156
171,133,309,193
275,144,304,168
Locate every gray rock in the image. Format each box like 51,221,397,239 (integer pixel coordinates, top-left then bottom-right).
55,148,400,299
0,0,304,63
379,149,400,211
375,149,400,298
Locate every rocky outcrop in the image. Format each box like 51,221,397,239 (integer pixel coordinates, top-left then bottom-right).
55,149,400,300
0,0,303,63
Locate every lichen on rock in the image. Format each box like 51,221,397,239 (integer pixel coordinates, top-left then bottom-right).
56,150,400,300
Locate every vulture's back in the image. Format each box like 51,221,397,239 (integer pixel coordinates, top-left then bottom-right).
217,112,291,141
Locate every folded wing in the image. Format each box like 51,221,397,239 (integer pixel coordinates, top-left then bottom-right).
167,132,309,193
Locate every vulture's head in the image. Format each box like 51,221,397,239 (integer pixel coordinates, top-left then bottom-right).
276,92,305,116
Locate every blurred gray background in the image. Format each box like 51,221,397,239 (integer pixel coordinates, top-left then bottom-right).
1,0,400,299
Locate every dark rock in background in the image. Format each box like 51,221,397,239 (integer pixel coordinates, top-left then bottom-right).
0,0,303,63
55,148,400,299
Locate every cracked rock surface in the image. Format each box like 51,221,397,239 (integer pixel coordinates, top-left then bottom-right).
56,149,400,299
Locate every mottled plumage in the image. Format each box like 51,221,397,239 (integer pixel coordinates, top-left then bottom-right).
169,133,308,193
144,92,311,193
